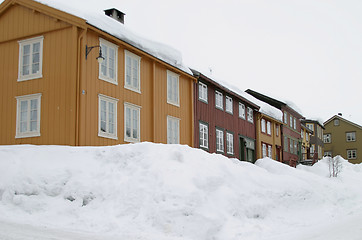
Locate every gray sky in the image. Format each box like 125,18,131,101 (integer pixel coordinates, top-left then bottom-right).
108,0,362,125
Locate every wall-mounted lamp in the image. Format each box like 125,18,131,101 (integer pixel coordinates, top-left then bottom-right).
85,45,105,64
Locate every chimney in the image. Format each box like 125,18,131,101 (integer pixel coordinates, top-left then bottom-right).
104,8,125,24
338,113,342,116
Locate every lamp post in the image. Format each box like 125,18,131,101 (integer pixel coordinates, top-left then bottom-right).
85,45,105,64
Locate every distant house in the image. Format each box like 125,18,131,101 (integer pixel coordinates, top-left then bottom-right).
0,0,196,146
246,89,303,167
300,123,313,164
192,70,259,162
324,115,362,164
302,119,325,161
243,93,284,161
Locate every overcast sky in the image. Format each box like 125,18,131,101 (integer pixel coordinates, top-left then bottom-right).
103,0,361,125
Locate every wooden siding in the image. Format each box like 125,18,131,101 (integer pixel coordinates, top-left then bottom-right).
0,4,77,145
78,30,194,146
194,79,256,160
0,1,195,147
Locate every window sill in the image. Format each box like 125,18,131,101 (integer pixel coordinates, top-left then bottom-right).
124,137,140,143
17,74,43,82
99,76,118,85
15,132,41,139
167,100,180,108
124,85,141,94
98,132,118,140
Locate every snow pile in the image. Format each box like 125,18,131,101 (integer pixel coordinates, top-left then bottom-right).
33,0,191,74
0,143,362,240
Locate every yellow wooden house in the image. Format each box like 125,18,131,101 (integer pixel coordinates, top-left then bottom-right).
0,0,195,146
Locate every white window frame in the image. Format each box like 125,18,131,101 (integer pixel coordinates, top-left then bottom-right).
289,116,293,128
262,143,267,158
98,94,118,140
124,50,141,93
15,93,42,138
199,122,208,149
99,38,118,85
268,145,272,158
216,128,224,153
124,102,141,142
225,96,233,114
276,125,279,136
226,132,234,155
18,36,43,81
239,103,246,119
198,82,208,103
167,70,180,107
324,133,331,143
247,107,254,123
346,132,356,142
283,112,288,124
293,118,296,130
261,119,266,133
347,149,357,159
267,121,271,135
167,116,180,144
215,90,223,110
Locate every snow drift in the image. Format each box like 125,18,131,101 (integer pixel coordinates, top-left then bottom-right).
0,143,362,240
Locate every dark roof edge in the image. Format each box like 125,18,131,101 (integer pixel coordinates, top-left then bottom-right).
191,69,260,110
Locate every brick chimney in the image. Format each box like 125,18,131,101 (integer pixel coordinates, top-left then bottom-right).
104,8,125,24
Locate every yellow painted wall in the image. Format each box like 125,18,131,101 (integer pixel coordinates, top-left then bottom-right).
0,4,78,145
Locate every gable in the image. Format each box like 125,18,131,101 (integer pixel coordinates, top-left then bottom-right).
0,3,71,43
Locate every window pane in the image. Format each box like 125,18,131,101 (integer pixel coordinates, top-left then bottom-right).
20,122,27,132
32,53,40,64
33,42,40,53
132,109,138,139
23,45,30,55
30,120,37,131
126,108,131,137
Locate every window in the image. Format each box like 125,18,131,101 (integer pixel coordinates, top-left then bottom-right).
125,50,141,92
167,70,179,106
247,107,254,123
261,119,266,133
98,94,118,140
267,121,271,135
289,116,293,128
334,119,339,126
262,143,267,157
318,146,322,158
293,118,296,130
239,103,246,119
306,133,309,141
310,144,315,158
283,112,288,124
347,149,357,159
324,134,331,143
99,38,118,84
215,90,223,110
324,151,332,157
18,36,43,81
301,130,304,139
198,82,208,102
226,132,234,155
167,116,180,144
16,93,42,138
284,136,288,152
346,132,356,142
290,139,293,153
294,140,298,154
268,145,272,158
276,125,279,136
216,128,224,153
199,122,208,149
124,103,141,142
225,96,233,114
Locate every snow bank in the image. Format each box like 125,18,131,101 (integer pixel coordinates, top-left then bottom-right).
0,143,362,240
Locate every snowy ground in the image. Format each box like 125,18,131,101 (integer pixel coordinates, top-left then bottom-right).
0,143,361,240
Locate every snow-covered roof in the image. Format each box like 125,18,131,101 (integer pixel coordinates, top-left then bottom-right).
193,70,283,122
31,0,192,75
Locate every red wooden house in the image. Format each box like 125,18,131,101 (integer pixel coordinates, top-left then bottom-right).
192,70,259,162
